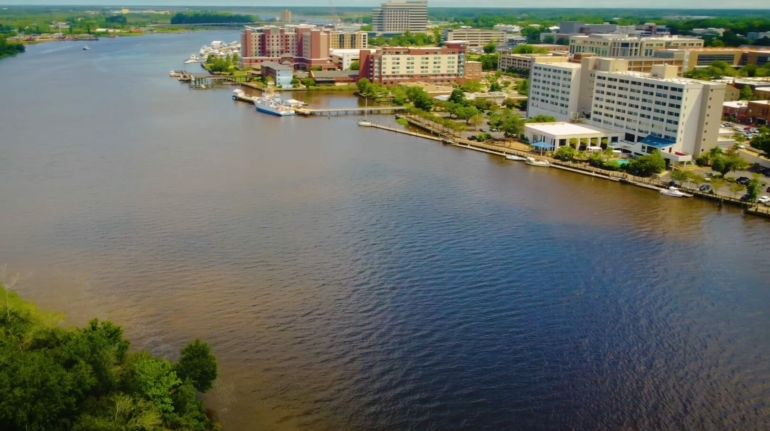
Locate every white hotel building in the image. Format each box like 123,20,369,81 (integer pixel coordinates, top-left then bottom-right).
527,57,725,162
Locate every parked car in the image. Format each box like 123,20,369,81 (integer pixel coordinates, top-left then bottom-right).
758,196,770,204
736,176,750,185
699,184,712,192
468,135,477,141
740,193,752,201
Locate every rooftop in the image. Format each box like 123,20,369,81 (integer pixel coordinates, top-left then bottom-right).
524,122,621,136
261,61,293,71
723,101,750,109
598,70,719,86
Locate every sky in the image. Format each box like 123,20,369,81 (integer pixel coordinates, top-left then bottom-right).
2,0,769,8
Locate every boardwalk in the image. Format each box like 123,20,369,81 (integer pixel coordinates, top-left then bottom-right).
294,106,406,116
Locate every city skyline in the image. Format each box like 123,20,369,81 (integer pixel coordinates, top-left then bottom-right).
3,0,770,9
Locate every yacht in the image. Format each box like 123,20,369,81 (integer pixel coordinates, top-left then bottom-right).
505,154,526,161
253,95,295,117
83,45,90,50
184,54,201,64
659,186,689,198
358,119,373,127
525,156,550,167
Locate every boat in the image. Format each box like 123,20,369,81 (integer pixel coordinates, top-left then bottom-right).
169,70,180,77
83,45,90,50
253,94,295,117
505,154,526,161
184,54,201,64
358,98,372,126
525,156,550,167
659,186,689,198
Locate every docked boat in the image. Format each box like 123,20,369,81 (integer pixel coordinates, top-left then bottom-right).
659,186,689,198
525,156,550,167
505,154,526,161
169,70,180,77
358,119,373,127
184,54,201,64
253,95,295,117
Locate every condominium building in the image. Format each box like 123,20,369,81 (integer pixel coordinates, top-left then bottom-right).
528,56,726,162
240,26,335,70
359,42,478,85
329,31,368,50
372,0,428,33
569,34,703,57
281,9,291,23
441,28,506,48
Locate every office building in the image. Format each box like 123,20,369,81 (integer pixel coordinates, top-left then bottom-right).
572,52,686,76
281,9,291,23
359,42,478,85
331,49,365,70
569,34,703,57
442,28,506,48
372,1,428,33
329,31,368,50
498,53,559,72
261,62,293,87
528,57,726,162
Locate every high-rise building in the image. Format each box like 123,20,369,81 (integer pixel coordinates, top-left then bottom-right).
569,34,703,57
239,26,335,70
359,42,478,85
281,9,291,23
371,1,428,33
441,29,506,48
527,56,726,162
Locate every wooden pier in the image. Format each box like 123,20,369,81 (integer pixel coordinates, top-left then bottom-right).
294,106,406,116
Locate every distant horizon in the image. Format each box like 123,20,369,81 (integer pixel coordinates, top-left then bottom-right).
2,1,770,10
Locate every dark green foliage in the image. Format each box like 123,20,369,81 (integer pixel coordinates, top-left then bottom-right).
553,145,577,161
525,114,556,123
170,12,256,25
489,82,502,92
483,41,497,54
751,127,770,155
175,340,218,393
0,292,219,431
448,88,466,105
627,150,666,177
349,60,359,71
406,86,434,111
105,15,127,25
0,37,25,60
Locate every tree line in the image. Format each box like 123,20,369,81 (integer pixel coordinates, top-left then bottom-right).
170,12,258,25
0,290,220,431
0,37,25,60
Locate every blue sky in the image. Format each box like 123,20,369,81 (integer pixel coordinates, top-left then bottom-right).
3,0,769,8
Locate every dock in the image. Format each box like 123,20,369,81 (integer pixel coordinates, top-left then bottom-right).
294,106,406,116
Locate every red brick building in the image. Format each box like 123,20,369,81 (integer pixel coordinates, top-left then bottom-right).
359,42,474,85
240,27,336,70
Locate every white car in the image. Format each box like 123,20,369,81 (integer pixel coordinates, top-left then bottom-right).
758,196,770,204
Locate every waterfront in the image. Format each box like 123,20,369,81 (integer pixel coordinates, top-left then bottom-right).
2,31,770,430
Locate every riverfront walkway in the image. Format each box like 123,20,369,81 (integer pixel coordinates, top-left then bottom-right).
294,106,407,116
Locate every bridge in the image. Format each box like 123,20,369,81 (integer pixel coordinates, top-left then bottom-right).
294,106,407,116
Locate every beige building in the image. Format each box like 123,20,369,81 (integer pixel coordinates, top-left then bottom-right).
569,34,703,57
280,9,291,23
498,53,559,72
329,31,368,50
359,42,480,85
442,29,506,48
372,0,428,33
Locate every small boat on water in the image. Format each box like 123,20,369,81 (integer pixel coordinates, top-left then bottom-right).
525,156,550,167
184,54,201,64
505,154,526,161
659,186,690,198
83,45,90,50
358,119,373,127
169,70,180,77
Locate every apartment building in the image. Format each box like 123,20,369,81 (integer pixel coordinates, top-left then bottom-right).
280,9,291,23
372,0,428,33
359,42,478,85
329,31,368,50
498,53,559,72
528,56,726,162
442,28,506,48
331,49,364,70
240,26,345,70
569,34,703,57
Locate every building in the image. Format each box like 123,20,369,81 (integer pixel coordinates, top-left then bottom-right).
748,31,770,41
309,70,359,85
281,9,291,23
528,57,727,162
722,100,749,121
569,34,704,57
240,26,336,70
745,100,770,126
724,84,741,102
493,24,521,33
572,51,686,76
372,0,428,33
261,62,294,87
558,21,620,35
359,42,477,85
442,28,506,48
498,53,558,72
524,122,623,149
331,49,365,70
329,31,368,50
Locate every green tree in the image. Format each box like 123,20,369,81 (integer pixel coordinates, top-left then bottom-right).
515,79,529,95
525,114,555,123
131,356,182,416
554,145,577,161
729,182,745,199
629,150,666,177
746,174,762,201
356,77,371,95
406,86,434,111
710,177,727,195
349,60,359,71
483,40,497,54
448,88,466,105
470,113,485,129
512,44,549,54
751,129,770,154
174,340,217,393
301,77,315,87
489,82,502,92
459,80,483,93
739,85,754,100
669,169,691,186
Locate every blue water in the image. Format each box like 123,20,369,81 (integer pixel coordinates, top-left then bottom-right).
0,31,769,431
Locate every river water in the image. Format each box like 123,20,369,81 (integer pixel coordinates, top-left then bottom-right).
1,31,770,431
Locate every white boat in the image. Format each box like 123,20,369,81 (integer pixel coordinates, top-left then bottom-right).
525,156,550,167
83,45,90,50
659,186,689,198
184,54,201,64
358,120,373,127
169,70,180,77
253,94,295,117
505,154,526,161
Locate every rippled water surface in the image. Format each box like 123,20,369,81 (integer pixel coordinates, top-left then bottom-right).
1,31,770,431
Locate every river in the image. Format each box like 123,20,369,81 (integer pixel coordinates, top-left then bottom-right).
1,31,769,431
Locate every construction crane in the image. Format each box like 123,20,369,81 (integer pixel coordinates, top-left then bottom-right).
328,0,341,27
